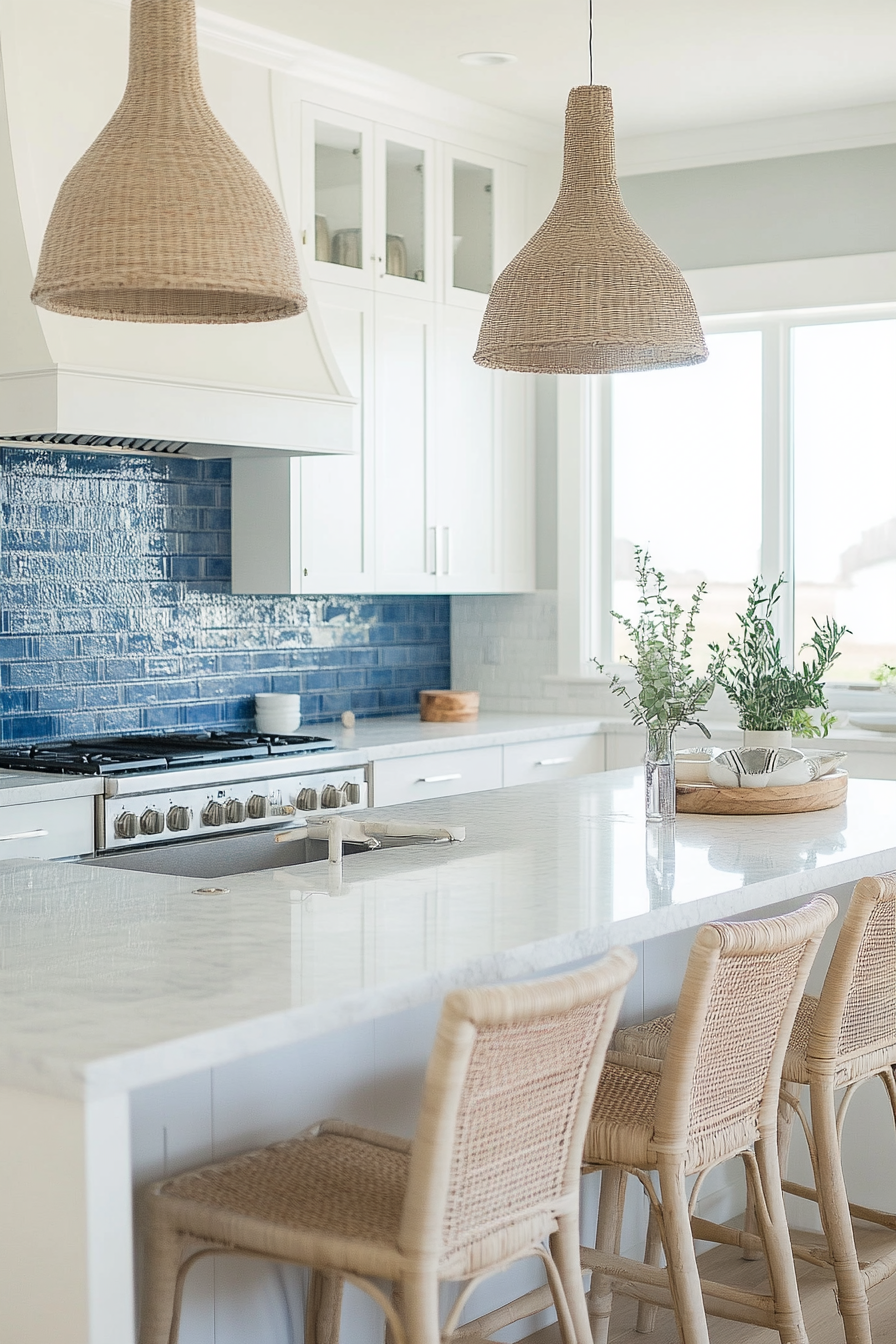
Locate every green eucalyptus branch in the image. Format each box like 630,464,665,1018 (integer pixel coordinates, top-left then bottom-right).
708,575,849,734
594,548,720,738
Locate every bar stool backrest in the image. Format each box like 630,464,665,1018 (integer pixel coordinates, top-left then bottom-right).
809,872,896,1068
652,896,837,1165
399,947,637,1273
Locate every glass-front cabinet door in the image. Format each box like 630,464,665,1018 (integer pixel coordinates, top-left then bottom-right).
449,152,495,304
375,127,434,298
304,106,374,286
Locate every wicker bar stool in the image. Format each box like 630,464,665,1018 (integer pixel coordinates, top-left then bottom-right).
138,947,636,1344
617,873,896,1344
582,896,836,1344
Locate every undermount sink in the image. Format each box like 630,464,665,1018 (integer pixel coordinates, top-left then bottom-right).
84,822,461,881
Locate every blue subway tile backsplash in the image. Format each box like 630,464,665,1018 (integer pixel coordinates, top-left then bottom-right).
0,449,449,743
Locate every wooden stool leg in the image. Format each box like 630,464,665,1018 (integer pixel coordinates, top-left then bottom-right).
551,1210,592,1344
138,1225,200,1344
401,1271,441,1344
635,1203,663,1333
656,1160,710,1344
810,1078,873,1344
587,1167,627,1344
305,1271,344,1344
748,1141,808,1344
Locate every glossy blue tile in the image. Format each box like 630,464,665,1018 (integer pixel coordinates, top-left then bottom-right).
0,450,449,739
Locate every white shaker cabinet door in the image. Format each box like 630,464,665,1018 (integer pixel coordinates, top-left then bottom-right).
431,305,499,593
373,293,437,592
301,285,375,594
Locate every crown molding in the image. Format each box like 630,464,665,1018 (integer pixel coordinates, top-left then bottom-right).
617,101,896,177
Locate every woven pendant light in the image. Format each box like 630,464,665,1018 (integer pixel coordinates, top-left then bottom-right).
474,84,707,373
31,0,305,324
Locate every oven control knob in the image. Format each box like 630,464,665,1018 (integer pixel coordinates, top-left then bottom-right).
140,807,165,836
321,784,345,809
225,798,246,824
114,811,139,840
343,781,362,805
297,787,319,812
166,805,192,833
201,801,226,828
247,794,268,820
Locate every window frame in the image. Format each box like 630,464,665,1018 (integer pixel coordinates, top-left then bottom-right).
596,300,896,690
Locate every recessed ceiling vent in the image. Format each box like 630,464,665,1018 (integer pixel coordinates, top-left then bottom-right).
1,433,188,454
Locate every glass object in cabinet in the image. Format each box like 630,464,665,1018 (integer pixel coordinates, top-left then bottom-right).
385,141,425,282
314,122,363,269
453,160,493,294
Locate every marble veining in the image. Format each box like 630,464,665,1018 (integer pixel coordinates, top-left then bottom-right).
1,769,895,1101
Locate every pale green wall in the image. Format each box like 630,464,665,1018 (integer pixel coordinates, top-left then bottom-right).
620,143,896,270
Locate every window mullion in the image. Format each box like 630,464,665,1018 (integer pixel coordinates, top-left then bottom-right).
761,320,794,663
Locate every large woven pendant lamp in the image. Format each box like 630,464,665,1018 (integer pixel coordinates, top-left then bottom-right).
31,0,305,324
474,14,707,372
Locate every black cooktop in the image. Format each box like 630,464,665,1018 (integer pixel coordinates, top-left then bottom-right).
0,731,336,776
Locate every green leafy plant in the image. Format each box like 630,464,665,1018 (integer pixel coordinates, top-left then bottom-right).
871,663,896,691
709,576,848,736
594,548,720,738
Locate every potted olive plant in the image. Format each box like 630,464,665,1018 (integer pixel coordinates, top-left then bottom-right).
596,549,720,822
709,576,848,748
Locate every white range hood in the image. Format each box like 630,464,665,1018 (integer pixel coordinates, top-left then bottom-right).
0,0,354,458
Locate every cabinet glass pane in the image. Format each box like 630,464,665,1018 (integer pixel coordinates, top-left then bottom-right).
453,160,493,293
612,331,763,668
385,141,425,282
314,122,362,268
793,319,896,680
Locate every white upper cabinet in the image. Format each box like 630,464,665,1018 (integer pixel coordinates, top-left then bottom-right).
230,78,536,596
373,292,436,593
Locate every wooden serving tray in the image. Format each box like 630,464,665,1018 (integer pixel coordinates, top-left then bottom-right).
675,769,848,816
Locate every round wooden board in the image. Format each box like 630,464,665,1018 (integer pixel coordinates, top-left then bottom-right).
675,769,848,816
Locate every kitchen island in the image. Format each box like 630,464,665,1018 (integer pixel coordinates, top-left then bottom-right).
2,768,896,1344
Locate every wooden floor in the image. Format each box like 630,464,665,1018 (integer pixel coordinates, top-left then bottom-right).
525,1230,896,1343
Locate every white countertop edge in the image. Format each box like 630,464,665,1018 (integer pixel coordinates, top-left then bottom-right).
0,773,105,806
25,840,891,1104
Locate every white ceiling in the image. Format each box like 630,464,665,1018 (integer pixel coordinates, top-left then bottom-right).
204,0,896,137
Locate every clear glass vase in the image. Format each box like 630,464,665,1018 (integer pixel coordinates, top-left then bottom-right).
645,724,676,823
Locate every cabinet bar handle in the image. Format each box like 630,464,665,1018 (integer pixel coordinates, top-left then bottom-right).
427,526,437,575
417,773,462,784
0,828,49,842
442,526,450,575
536,757,573,767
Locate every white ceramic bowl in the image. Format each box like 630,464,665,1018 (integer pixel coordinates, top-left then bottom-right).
708,747,845,789
255,693,300,707
674,748,718,784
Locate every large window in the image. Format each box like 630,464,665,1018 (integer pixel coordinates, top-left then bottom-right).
612,331,762,667
793,319,896,681
602,311,896,683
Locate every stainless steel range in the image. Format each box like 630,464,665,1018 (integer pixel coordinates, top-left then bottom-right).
0,733,367,865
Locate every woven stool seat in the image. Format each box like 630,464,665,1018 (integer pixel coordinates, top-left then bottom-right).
139,949,637,1344
613,873,896,1344
157,1126,409,1274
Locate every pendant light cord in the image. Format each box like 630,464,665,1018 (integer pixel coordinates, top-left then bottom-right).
588,0,593,83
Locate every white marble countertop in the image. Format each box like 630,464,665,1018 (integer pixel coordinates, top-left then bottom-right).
318,711,604,758
0,714,604,805
0,769,104,806
2,768,896,1102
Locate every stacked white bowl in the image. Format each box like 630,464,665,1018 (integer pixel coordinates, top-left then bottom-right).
254,692,301,735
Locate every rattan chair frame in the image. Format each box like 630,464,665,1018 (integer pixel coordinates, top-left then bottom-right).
614,873,896,1344
582,897,836,1344
453,897,836,1344
139,947,636,1344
